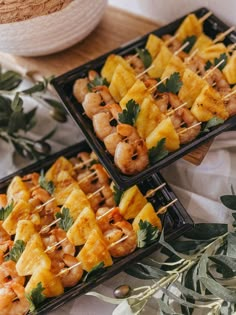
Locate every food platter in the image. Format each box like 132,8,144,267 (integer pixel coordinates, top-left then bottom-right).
0,141,193,314
52,7,236,189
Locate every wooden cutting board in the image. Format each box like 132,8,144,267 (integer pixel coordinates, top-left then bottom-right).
0,6,212,165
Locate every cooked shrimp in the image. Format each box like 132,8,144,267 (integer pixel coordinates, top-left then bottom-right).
88,70,99,81
90,164,110,186
104,132,123,155
223,87,236,116
0,222,10,242
93,111,116,140
205,68,230,92
105,220,137,257
117,123,140,142
163,34,182,53
185,55,206,76
0,194,7,208
82,92,104,119
125,54,145,74
0,240,13,254
22,172,39,190
0,250,4,264
88,184,115,211
6,282,30,315
143,78,158,89
96,207,123,232
0,261,25,286
153,93,170,113
114,139,149,175
0,285,15,315
60,254,83,287
176,108,201,144
93,86,114,105
73,77,89,103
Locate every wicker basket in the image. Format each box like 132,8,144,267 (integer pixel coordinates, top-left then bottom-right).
0,0,107,56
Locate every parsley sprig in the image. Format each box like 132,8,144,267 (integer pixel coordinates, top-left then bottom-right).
201,117,225,133
5,240,25,262
135,48,152,69
87,75,109,92
118,99,140,125
157,72,183,94
26,282,46,314
137,220,160,248
83,262,105,282
55,207,74,232
0,201,14,220
205,53,228,71
148,138,169,165
39,170,55,195
113,185,123,206
183,35,197,53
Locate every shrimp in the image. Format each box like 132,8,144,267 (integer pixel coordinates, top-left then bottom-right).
104,132,123,155
0,285,15,315
143,78,158,89
153,93,170,113
93,111,116,141
60,254,83,287
6,282,30,315
88,184,115,211
185,55,206,76
223,87,236,116
205,68,230,92
0,240,13,253
0,194,7,208
162,34,182,53
73,77,89,103
30,187,58,215
96,207,123,232
22,172,39,190
90,164,110,186
93,85,114,104
0,261,25,286
176,108,201,144
114,139,149,175
125,54,145,74
82,92,104,119
105,220,137,257
0,222,10,243
88,70,99,81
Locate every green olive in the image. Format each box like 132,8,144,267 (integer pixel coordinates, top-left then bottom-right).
113,285,132,299
50,109,67,123
33,141,51,155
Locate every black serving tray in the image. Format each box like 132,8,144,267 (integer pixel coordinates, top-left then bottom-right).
51,7,236,190
0,141,193,314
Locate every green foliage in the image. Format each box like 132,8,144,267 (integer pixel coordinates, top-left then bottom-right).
26,282,46,314
183,35,197,53
148,138,169,164
55,207,74,232
202,117,224,133
157,72,183,94
0,201,14,220
5,240,25,262
39,170,55,195
113,185,123,206
83,262,105,282
118,99,140,125
135,48,152,68
137,220,159,248
205,53,228,71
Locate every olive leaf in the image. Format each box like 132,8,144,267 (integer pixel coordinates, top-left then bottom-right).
125,262,167,280
5,240,25,262
220,195,236,210
0,70,22,90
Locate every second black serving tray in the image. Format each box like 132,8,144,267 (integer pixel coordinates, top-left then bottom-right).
52,7,236,190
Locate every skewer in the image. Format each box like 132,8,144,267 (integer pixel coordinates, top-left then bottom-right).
136,64,155,79
174,41,190,56
40,218,62,234
45,237,67,253
212,26,235,44
35,197,56,211
178,122,202,135
223,89,236,100
73,158,94,170
202,59,225,79
148,76,169,93
198,11,212,24
156,198,178,215
87,186,105,199
166,102,187,116
78,171,97,184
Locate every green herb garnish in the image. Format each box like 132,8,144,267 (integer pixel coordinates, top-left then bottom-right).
87,75,109,92
55,207,74,232
83,262,105,282
202,117,224,133
205,53,228,71
157,72,183,94
137,220,160,248
148,138,169,164
183,35,197,53
118,99,140,125
5,240,25,262
113,185,123,206
39,170,55,195
0,201,14,221
135,48,152,69
26,282,46,314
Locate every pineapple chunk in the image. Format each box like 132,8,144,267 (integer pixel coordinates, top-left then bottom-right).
119,185,147,220
136,96,164,138
0,222,9,241
175,13,202,41
120,79,148,109
15,220,37,243
3,200,31,235
25,267,64,298
53,171,79,206
191,85,229,121
145,34,164,59
161,55,186,80
63,187,90,220
0,194,7,208
198,43,228,61
190,33,213,53
109,64,136,102
132,202,162,232
178,68,208,108
16,233,51,276
148,45,173,78
146,117,180,151
223,51,236,84
45,156,74,183
77,229,113,272
101,54,134,83
7,176,30,204
67,206,101,246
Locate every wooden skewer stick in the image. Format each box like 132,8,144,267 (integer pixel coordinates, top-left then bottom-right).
223,89,236,100
35,197,56,211
213,26,235,44
87,186,105,199
166,102,188,116
178,122,202,135
174,41,190,56
45,237,67,253
78,171,97,184
40,218,62,234
136,64,155,79
198,11,212,24
148,76,169,93
156,198,178,215
73,158,94,170
202,59,225,80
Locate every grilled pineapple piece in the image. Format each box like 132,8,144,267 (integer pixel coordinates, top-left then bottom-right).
101,54,134,83
148,45,173,78
25,267,64,297
190,33,213,53
67,206,101,246
145,33,164,59
175,13,202,41
109,64,136,102
45,156,74,183
198,43,228,61
179,68,208,108
16,233,51,276
77,229,113,272
119,185,147,220
191,85,229,121
223,51,236,84
7,176,30,204
146,117,180,151
3,200,31,235
161,55,186,79
63,187,90,220
132,202,162,232
53,171,79,206
136,96,164,138
15,220,37,243
120,79,148,109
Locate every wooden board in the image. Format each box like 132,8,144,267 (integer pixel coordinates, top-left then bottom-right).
0,6,212,165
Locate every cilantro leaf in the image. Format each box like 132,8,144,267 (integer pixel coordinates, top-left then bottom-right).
26,282,46,314
118,99,140,125
0,201,14,220
87,75,109,92
5,240,25,262
156,72,183,94
137,220,160,248
135,48,152,69
113,185,123,206
55,207,74,232
148,138,169,165
202,117,224,133
205,60,213,71
39,170,55,195
83,262,105,282
183,35,197,53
